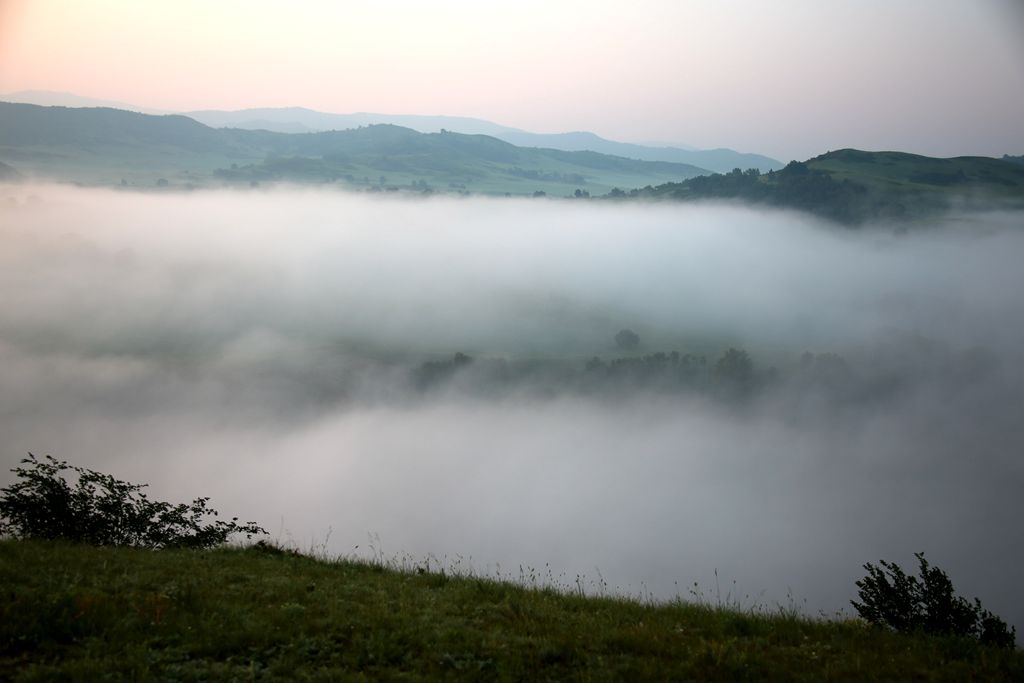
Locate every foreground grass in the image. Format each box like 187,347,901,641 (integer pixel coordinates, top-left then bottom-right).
1,540,1019,681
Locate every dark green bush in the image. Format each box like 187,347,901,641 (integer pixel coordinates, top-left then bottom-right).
0,454,266,549
852,552,1016,648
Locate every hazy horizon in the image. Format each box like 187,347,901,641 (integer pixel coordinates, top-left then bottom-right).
2,1,1022,160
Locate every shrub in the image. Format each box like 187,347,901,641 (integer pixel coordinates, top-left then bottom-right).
0,454,266,549
852,552,1016,648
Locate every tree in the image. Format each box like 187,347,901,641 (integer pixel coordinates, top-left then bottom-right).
614,329,640,351
714,347,753,384
0,455,266,549
852,553,1016,648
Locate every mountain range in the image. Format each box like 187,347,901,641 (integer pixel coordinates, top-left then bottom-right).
0,101,710,196
2,98,1022,225
2,90,782,173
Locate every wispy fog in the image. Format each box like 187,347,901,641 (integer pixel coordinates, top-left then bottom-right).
2,185,1022,631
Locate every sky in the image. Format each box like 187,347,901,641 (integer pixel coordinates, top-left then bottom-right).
1,0,1023,166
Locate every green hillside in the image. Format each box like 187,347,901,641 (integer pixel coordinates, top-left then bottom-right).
5,103,1020,217
807,149,1024,195
0,102,709,196
629,148,1024,224
2,540,1020,681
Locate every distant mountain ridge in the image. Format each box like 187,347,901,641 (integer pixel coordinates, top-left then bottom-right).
183,107,522,138
2,90,781,173
0,101,710,195
185,108,783,173
1,89,172,115
491,129,783,175
2,101,1020,225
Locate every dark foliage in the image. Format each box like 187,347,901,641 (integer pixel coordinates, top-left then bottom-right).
506,167,586,184
614,329,640,351
413,347,768,400
414,351,475,390
0,454,266,549
632,163,874,224
714,347,754,384
852,553,1016,648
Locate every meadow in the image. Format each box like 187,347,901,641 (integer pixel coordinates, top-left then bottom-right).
2,540,1021,681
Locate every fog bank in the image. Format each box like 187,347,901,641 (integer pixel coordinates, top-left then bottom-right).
1,185,1022,632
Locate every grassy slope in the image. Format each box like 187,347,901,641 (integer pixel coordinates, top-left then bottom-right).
636,149,1024,224
217,126,710,196
2,540,1020,681
0,103,707,195
807,149,1024,196
802,149,1024,222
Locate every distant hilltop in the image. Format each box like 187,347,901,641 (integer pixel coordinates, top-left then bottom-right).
2,100,1021,226
2,89,782,174
0,101,711,196
626,149,1024,224
182,107,784,174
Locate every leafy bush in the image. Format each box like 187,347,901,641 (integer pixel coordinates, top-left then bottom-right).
0,454,266,549
852,552,1016,648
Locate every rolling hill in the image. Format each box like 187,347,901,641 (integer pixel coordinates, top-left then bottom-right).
0,89,173,115
629,149,1024,224
806,148,1024,194
2,90,783,173
0,102,709,195
2,540,1021,680
4,102,1020,223
184,106,784,173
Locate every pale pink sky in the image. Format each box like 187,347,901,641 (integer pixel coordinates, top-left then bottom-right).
1,0,1022,160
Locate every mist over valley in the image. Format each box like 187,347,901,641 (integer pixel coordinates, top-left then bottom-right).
2,184,1022,634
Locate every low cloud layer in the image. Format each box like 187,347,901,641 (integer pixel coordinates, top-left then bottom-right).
1,185,1022,631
